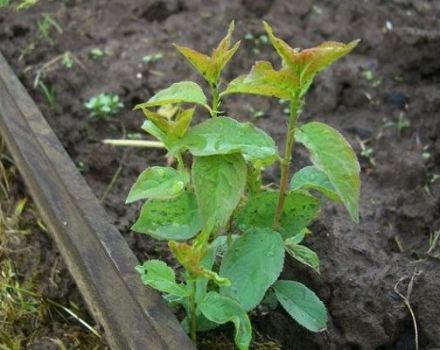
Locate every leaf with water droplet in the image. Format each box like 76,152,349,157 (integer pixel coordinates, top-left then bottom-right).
170,116,278,163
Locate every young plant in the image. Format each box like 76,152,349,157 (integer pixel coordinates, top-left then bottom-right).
128,21,360,349
89,48,105,60
37,14,62,44
84,93,124,119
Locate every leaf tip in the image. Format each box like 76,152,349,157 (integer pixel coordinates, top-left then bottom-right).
228,19,235,33
350,38,361,48
133,103,143,111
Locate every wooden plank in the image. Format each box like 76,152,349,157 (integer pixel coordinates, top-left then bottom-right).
0,52,195,350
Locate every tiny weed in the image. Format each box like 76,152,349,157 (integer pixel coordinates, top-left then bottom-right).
421,145,431,160
0,0,38,10
16,0,37,10
361,69,381,87
127,21,360,349
361,69,374,81
38,81,56,107
89,48,105,60
62,52,74,68
37,14,62,44
85,93,124,119
142,52,163,63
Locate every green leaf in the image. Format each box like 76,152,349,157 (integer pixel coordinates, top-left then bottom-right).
284,240,320,272
140,106,195,139
141,120,172,147
170,107,194,138
286,227,309,245
220,228,284,311
174,45,214,83
234,190,320,239
222,61,298,99
134,81,210,111
174,21,240,85
290,166,341,203
131,191,202,240
273,280,327,332
263,21,359,88
140,108,171,133
192,154,247,230
135,260,189,297
199,292,252,350
296,122,360,222
126,167,189,203
171,116,278,163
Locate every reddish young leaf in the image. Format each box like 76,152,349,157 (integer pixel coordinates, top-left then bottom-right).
174,21,240,84
222,60,299,99
263,21,359,93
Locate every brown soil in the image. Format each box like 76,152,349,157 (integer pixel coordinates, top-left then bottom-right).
0,141,107,349
1,0,440,349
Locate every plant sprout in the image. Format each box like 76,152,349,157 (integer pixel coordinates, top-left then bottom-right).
84,93,123,119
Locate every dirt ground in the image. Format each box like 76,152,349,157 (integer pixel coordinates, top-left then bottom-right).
1,0,440,349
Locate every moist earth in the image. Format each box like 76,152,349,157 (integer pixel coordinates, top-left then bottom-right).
1,1,440,349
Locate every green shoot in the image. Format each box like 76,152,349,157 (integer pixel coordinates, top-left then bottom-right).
84,93,124,119
38,81,56,107
142,53,163,63
16,0,37,10
37,14,62,44
62,52,74,68
89,48,105,60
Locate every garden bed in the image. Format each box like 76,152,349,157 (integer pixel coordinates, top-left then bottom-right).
1,0,440,349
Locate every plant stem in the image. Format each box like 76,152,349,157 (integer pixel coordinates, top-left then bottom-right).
273,94,302,228
188,278,197,342
101,139,165,148
210,82,220,118
176,152,185,171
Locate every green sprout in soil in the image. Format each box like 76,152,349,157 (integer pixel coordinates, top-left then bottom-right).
142,52,163,63
0,0,38,10
38,81,56,108
62,52,74,69
84,93,124,119
15,0,37,10
37,14,62,44
89,48,105,60
127,21,360,349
